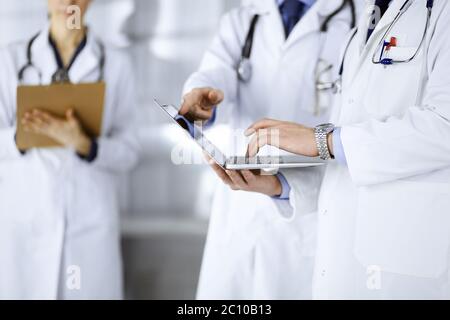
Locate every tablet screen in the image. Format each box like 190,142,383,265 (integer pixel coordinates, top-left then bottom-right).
154,100,227,167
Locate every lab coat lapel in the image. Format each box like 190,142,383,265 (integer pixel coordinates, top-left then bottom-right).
342,1,375,84
282,4,320,50
30,25,101,84
252,0,285,50
69,34,101,84
348,0,407,85
31,27,58,85
250,0,339,53
283,0,347,51
360,0,414,60
355,0,374,53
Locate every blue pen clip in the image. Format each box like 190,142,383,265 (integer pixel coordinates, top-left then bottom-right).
380,41,390,61
380,58,393,65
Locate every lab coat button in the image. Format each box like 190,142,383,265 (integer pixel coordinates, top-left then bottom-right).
321,270,326,277
348,98,354,104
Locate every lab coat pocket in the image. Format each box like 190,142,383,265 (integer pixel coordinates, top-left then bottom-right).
72,165,120,228
362,47,424,119
354,181,450,279
0,161,38,223
384,46,418,61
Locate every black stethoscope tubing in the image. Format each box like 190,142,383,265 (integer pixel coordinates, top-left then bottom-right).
335,0,434,93
371,0,433,65
18,32,106,84
237,0,357,83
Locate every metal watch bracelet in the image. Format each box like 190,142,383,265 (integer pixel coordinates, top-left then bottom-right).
314,123,335,160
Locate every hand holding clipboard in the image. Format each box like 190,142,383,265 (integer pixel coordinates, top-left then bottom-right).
16,82,106,150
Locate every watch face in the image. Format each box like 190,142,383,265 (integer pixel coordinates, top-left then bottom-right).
317,123,335,133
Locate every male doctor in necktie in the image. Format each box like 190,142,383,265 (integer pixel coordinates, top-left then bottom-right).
180,0,358,299
243,0,450,299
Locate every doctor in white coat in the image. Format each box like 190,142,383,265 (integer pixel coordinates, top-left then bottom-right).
245,0,450,299
0,0,140,299
181,0,358,299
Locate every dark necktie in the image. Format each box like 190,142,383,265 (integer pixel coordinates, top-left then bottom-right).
280,0,306,38
367,0,392,42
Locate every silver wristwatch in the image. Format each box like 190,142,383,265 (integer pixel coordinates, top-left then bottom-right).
314,123,335,160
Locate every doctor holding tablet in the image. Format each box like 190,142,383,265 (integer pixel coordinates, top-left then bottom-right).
244,0,450,299
181,0,359,299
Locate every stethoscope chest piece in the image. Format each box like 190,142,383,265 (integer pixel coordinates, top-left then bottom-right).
51,68,71,84
237,58,252,83
237,14,260,83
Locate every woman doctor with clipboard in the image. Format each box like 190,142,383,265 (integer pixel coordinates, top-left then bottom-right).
0,0,140,299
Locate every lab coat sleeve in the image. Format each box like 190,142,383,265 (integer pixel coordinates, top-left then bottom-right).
93,53,141,173
182,8,246,125
272,167,325,221
341,14,450,187
0,127,21,161
0,48,21,161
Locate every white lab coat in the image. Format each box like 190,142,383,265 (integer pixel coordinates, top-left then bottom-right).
282,0,450,299
184,0,358,299
0,27,140,299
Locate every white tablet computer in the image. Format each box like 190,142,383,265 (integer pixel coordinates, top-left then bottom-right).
154,99,326,170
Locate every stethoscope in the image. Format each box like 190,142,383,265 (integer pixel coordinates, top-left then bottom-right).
237,14,260,83
237,0,357,83
332,0,434,93
372,0,434,65
17,32,106,84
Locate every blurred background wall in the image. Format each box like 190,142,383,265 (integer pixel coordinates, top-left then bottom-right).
0,0,240,299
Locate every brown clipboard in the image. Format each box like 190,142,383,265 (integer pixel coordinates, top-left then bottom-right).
16,82,106,150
